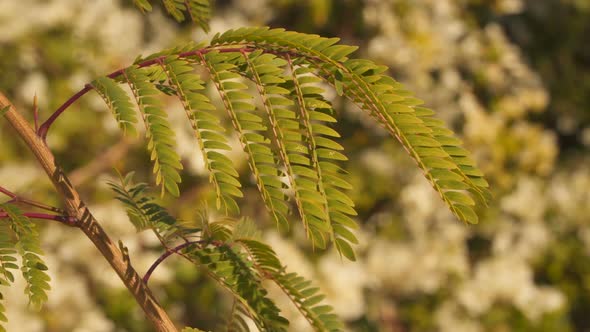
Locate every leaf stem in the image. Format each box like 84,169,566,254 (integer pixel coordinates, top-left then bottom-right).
0,185,66,214
36,45,307,140
37,84,93,140
144,239,225,284
143,241,201,284
0,210,77,226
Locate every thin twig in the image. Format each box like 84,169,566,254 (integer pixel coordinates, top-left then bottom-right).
37,84,93,139
0,186,16,198
37,45,317,139
0,185,66,214
0,211,77,226
143,239,226,284
143,241,202,284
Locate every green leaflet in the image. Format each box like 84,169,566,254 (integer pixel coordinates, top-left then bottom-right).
107,172,183,241
188,244,289,331
181,327,207,332
211,27,490,225
243,51,333,250
87,27,489,265
287,60,358,259
0,204,50,313
236,238,344,331
132,0,152,12
160,217,344,332
161,56,242,214
0,216,18,329
125,66,183,197
91,76,138,136
134,0,211,32
200,51,290,230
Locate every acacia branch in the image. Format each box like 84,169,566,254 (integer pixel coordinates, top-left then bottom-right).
37,45,314,139
0,93,178,332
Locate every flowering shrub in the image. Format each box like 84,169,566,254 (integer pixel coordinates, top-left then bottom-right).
1,0,589,331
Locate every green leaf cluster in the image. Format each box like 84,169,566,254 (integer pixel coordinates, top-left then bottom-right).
132,0,211,32
93,27,490,261
160,56,242,214
181,219,344,332
91,76,138,136
236,238,343,331
211,27,491,224
125,66,184,197
0,204,50,331
110,174,344,331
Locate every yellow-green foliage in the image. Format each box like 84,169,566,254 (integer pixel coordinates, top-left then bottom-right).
92,28,489,261
0,204,50,332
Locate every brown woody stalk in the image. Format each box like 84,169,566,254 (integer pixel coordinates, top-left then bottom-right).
0,93,178,332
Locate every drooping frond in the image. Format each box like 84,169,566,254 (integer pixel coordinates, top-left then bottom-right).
132,0,211,32
91,76,138,136
235,238,344,332
159,56,242,214
188,244,289,331
286,59,358,260
211,27,491,224
199,51,290,229
107,172,194,242
0,221,18,330
273,272,343,332
242,50,334,251
201,216,237,242
88,26,490,266
0,204,50,311
124,66,183,197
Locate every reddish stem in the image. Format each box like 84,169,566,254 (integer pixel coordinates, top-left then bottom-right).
36,45,308,140
37,85,93,139
143,241,201,284
0,211,77,226
143,240,225,284
0,186,16,198
0,185,66,214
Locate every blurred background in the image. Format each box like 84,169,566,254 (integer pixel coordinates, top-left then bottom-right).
1,0,590,331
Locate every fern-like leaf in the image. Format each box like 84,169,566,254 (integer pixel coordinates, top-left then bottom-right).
132,0,153,13
286,59,358,259
158,0,211,32
243,50,340,251
235,238,344,331
211,27,490,225
159,56,242,214
107,172,194,242
188,244,289,331
92,76,138,136
124,66,183,197
0,222,18,330
0,204,50,310
200,51,290,229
